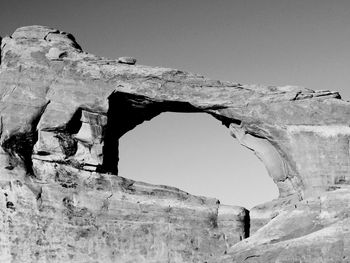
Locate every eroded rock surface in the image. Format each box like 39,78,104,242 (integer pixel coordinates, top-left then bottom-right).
1,25,350,262
1,157,249,262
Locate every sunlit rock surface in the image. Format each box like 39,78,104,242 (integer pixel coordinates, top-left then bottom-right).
0,25,350,262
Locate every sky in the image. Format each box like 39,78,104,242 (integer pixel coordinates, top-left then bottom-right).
1,0,349,208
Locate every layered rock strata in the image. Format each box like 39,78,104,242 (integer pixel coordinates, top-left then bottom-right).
0,25,350,262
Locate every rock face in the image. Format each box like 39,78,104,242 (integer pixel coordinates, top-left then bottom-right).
0,25,350,262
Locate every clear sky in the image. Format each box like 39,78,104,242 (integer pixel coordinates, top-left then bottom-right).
1,0,349,208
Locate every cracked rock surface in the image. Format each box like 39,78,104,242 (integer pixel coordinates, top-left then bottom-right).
0,25,350,262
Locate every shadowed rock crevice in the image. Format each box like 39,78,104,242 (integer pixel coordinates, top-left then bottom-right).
2,101,50,175
243,210,250,239
0,35,2,65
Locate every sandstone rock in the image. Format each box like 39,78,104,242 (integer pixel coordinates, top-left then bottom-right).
221,189,350,262
218,205,250,247
46,47,67,60
117,56,137,65
1,158,249,262
1,25,350,262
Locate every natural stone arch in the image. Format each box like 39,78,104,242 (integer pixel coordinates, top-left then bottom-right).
1,25,349,203
99,91,294,200
2,25,350,263
1,26,348,201
29,90,294,201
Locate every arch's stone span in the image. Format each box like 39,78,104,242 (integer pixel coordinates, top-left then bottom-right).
1,26,350,262
230,124,293,197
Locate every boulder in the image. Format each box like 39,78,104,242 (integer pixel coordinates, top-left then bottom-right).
117,56,137,65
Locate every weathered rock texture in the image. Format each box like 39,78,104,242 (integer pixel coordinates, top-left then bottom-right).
0,25,350,262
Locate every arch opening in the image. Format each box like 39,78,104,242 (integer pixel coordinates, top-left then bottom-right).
32,91,290,208
118,112,279,209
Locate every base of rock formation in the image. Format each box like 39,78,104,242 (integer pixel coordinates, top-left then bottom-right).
223,189,350,262
2,151,350,262
1,150,250,262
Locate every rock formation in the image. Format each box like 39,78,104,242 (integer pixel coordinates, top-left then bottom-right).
0,25,349,262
